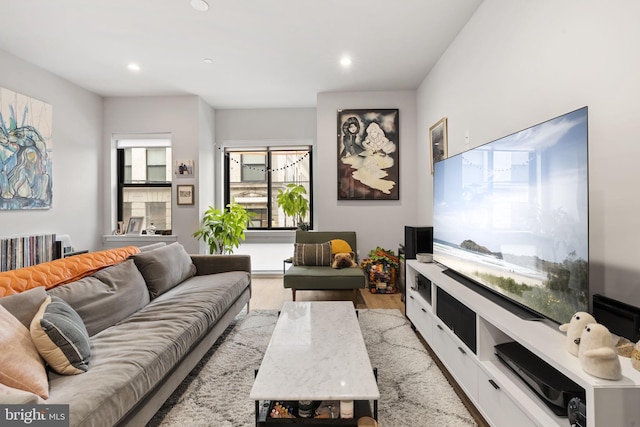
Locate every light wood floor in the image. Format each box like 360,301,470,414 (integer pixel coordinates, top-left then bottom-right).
249,274,405,313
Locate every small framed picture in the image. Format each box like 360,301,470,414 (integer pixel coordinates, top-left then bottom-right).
177,184,194,205
175,160,195,177
126,216,144,235
429,117,448,175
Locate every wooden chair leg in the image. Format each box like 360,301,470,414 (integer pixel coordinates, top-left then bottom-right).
292,288,296,301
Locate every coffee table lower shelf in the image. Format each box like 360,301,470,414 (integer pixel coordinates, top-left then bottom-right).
256,399,376,426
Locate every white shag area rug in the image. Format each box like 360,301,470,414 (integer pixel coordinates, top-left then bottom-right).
147,309,477,427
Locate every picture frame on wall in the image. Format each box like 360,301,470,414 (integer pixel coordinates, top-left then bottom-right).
337,108,399,200
177,184,194,205
126,216,144,235
429,117,448,175
175,160,195,177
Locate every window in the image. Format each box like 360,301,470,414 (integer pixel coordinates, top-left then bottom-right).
225,147,312,229
241,153,267,182
117,137,172,233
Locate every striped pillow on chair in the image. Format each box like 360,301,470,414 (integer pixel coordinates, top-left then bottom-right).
293,242,332,266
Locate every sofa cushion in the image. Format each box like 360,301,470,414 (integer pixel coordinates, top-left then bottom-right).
132,242,197,298
284,265,366,290
293,242,332,266
48,260,150,336
0,246,141,297
0,286,47,329
30,296,91,375
0,305,49,399
45,271,251,427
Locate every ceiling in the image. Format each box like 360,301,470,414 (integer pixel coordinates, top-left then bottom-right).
0,0,482,109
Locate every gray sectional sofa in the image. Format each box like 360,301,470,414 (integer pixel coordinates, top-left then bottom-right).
0,242,251,427
283,230,366,303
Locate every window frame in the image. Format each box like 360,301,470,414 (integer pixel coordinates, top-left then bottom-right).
116,148,173,228
224,147,313,230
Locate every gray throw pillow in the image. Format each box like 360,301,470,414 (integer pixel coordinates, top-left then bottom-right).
131,242,196,298
0,286,47,329
48,260,150,336
139,242,167,252
293,242,332,266
30,295,91,375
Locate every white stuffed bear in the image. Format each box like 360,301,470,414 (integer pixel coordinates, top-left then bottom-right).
559,312,597,357
578,323,622,380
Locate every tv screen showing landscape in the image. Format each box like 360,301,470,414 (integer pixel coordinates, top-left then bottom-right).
433,107,589,324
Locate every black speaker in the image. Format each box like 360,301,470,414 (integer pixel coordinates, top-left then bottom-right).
404,226,433,259
437,287,477,354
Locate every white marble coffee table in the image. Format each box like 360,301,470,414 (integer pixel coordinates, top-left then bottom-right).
250,301,379,422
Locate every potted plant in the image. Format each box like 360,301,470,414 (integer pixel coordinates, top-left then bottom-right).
193,203,255,254
276,183,310,230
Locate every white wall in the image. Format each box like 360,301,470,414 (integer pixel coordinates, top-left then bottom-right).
215,108,317,142
317,91,418,258
417,0,640,306
0,49,103,252
102,96,205,253
197,98,216,253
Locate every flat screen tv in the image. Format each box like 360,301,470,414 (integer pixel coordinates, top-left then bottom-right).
433,107,588,324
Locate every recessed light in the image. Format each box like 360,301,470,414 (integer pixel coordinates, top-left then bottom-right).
191,0,209,12
203,58,213,64
340,56,352,68
127,63,141,72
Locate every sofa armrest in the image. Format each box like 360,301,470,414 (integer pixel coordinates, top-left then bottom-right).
190,255,251,276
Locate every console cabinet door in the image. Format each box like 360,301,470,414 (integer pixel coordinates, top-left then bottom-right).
432,320,478,401
478,370,537,427
406,290,431,341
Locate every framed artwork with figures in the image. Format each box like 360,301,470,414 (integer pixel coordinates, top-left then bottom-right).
175,160,194,177
337,109,399,200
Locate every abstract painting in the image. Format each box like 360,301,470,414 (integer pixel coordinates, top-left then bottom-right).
0,88,53,209
337,109,399,200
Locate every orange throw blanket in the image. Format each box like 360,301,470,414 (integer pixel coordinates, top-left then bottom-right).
0,246,141,297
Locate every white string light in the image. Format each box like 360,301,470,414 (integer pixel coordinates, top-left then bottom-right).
223,150,310,173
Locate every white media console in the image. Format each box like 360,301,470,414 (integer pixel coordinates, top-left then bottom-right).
406,260,640,426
